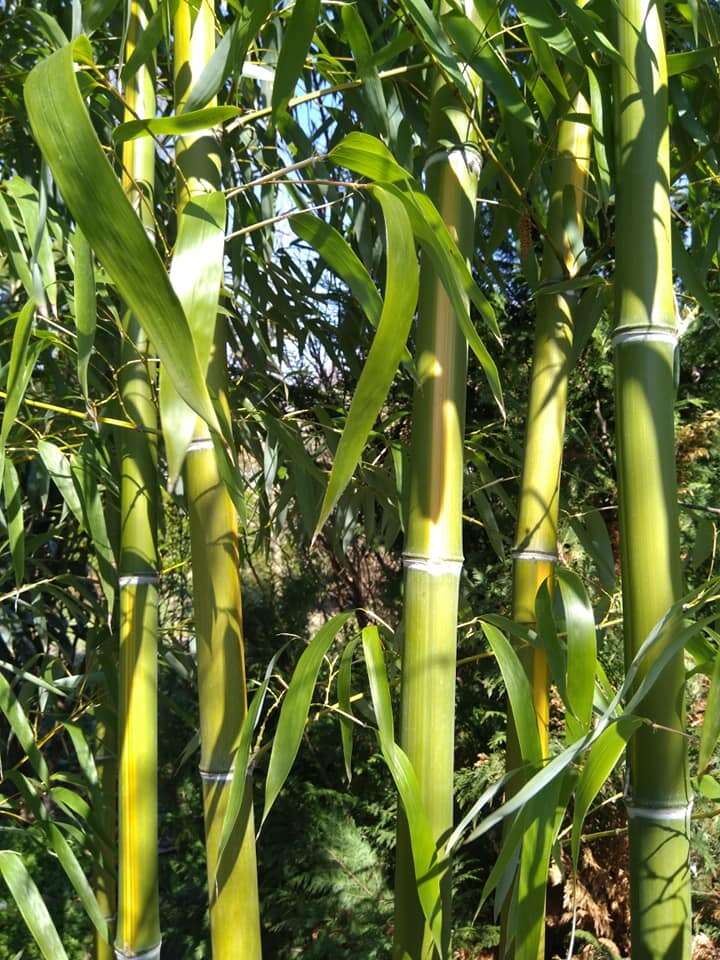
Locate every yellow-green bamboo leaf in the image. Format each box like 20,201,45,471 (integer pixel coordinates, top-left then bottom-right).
314,187,418,536
69,229,96,400
272,0,320,121
113,106,240,143
0,852,69,960
3,459,24,586
23,39,219,433
262,612,354,825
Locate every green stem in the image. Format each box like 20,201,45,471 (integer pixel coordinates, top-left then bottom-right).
116,2,161,956
393,76,480,960
614,0,691,954
173,2,262,956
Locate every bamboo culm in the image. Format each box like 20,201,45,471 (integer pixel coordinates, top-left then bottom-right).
115,0,161,956
173,1,262,955
393,76,481,960
613,0,691,954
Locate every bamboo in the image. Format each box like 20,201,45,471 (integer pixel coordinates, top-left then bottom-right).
393,73,481,960
173,2,262,956
503,92,592,960
613,0,691,954
115,1,161,956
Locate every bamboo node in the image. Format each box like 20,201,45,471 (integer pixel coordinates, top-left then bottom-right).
612,324,677,347
625,799,693,822
113,942,162,960
402,554,463,576
199,768,235,783
187,437,215,453
118,574,159,587
511,548,558,563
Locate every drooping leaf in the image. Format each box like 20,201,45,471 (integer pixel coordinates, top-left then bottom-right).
272,0,321,121
337,635,360,782
24,39,219,432
0,671,48,781
341,5,389,138
556,568,596,742
262,612,354,824
362,625,444,957
160,191,227,486
699,644,720,775
0,300,35,470
45,823,109,942
113,106,240,143
3,459,24,587
314,187,419,535
0,852,69,960
70,229,96,400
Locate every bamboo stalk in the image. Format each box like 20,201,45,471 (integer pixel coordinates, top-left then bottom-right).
613,0,691,954
173,2,262,955
393,71,481,960
503,92,592,960
115,1,161,956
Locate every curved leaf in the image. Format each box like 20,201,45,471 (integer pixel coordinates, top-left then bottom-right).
272,0,321,121
556,568,596,742
314,187,419,536
0,852,69,960
23,39,219,433
69,230,96,401
113,106,240,143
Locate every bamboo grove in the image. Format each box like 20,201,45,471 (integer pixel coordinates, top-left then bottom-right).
1,0,720,958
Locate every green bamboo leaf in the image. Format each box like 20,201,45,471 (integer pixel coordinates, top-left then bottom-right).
314,187,419,536
513,0,577,57
0,191,33,296
71,439,116,614
121,0,175,84
82,0,121,32
667,46,720,75
0,671,49,781
337,635,360,782
477,799,525,908
46,823,109,942
556,568,596,742
3,459,24,586
272,0,321,121
534,580,568,703
481,620,543,765
113,106,240,143
183,0,272,113
514,777,563,960
672,220,717,320
571,715,643,868
160,191,227,486
24,39,220,433
215,643,289,877
398,0,472,98
341,5,388,138
6,176,57,314
698,645,720,775
290,212,382,327
69,229,96,400
329,131,410,183
586,65,612,206
0,852,69,960
262,612,354,825
442,12,536,130
38,440,84,526
0,300,35,470
361,625,444,957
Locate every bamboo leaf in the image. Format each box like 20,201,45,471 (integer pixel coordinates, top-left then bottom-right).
329,131,410,183
314,187,418,536
481,620,543,765
160,191,227,486
0,191,34,297
182,0,272,113
338,635,360,782
362,625,444,957
69,230,96,401
698,645,720,775
667,46,720,76
341,5,388,138
290,212,382,327
215,643,289,877
272,0,321,121
71,439,116,614
0,300,35,468
0,671,49,781
45,823,109,942
113,106,240,143
556,569,596,742
3,459,24,586
571,715,642,868
0,852,69,960
121,0,175,84
38,440,84,526
398,0,472,98
24,39,220,433
262,612,354,825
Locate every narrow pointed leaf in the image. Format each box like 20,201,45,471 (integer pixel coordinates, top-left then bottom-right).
23,39,219,432
113,106,240,143
699,645,720,774
338,635,360,782
0,852,69,960
3,459,24,586
0,301,35,465
315,187,418,535
46,823,109,942
272,0,321,120
70,230,96,400
262,612,353,824
557,568,596,742
0,671,48,781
